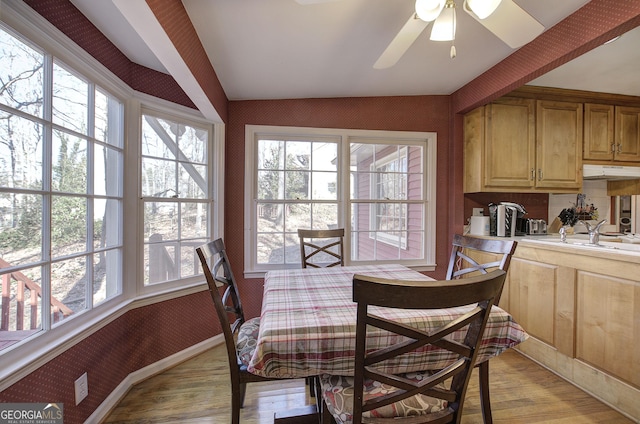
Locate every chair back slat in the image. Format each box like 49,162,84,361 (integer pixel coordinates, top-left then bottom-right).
351,270,507,424
446,234,517,304
298,228,345,268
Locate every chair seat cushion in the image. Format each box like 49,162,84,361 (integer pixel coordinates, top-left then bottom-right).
237,317,261,366
320,372,448,424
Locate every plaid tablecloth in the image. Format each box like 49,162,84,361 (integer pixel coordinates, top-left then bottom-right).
248,264,528,378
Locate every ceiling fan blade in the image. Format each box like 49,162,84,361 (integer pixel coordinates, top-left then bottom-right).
374,14,429,69
464,0,544,49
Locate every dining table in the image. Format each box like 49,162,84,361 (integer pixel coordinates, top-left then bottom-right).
248,264,529,423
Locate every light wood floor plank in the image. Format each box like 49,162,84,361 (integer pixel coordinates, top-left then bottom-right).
102,346,634,423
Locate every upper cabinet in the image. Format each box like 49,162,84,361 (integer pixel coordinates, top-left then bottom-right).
535,100,583,190
584,104,640,163
464,97,582,193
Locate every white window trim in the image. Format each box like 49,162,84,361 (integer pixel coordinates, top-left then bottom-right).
0,1,225,387
244,125,436,279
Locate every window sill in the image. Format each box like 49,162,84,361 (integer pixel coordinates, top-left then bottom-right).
0,280,208,391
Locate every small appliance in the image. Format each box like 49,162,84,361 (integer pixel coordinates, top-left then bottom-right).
489,202,526,237
525,219,547,235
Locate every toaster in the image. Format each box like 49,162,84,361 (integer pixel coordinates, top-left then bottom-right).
526,219,547,235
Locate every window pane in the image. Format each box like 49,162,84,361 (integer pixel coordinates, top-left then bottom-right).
180,202,208,239
52,256,87,316
144,201,178,242
285,170,309,199
180,239,205,279
285,141,310,170
141,115,176,159
0,266,43,346
0,193,43,266
52,62,88,134
179,125,207,164
52,195,87,258
257,203,285,233
312,142,337,171
0,111,43,190
258,139,283,170
52,130,87,194
142,157,176,197
311,203,338,230
258,170,284,200
144,241,177,284
283,203,309,232
0,27,44,118
93,198,121,249
94,144,122,196
94,88,123,147
93,248,121,306
312,171,337,200
178,163,206,199
257,232,284,265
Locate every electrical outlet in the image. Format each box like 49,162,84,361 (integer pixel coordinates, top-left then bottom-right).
74,372,88,405
472,208,484,216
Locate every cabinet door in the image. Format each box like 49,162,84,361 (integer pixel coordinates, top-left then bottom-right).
508,257,575,357
614,106,640,162
583,103,614,161
536,100,583,189
484,98,536,189
576,272,640,387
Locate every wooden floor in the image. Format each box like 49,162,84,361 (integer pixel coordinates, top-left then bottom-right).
102,345,635,424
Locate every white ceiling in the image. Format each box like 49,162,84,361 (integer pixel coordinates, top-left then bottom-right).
67,0,640,102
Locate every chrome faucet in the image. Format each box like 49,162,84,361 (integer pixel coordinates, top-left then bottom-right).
580,219,606,245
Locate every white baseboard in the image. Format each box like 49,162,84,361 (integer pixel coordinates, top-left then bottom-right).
87,335,224,424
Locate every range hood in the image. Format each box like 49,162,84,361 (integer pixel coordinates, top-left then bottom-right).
583,164,640,180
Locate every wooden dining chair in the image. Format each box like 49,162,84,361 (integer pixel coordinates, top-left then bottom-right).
298,228,345,268
446,234,517,424
196,238,299,424
318,270,507,424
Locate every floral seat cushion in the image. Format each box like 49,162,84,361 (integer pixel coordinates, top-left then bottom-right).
236,317,261,366
320,372,448,424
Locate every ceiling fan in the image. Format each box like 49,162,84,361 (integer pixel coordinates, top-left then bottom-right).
295,0,544,68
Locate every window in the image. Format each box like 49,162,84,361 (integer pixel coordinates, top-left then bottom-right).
141,112,211,285
245,126,436,277
0,24,124,351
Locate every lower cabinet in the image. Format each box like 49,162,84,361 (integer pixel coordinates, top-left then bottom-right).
504,242,640,421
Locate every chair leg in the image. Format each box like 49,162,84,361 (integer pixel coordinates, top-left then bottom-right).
232,383,242,424
479,361,493,424
239,381,247,407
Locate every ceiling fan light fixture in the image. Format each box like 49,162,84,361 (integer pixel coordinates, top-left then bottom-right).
430,0,456,41
465,0,502,19
415,0,445,22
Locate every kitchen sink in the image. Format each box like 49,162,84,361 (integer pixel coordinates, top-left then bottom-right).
522,237,640,253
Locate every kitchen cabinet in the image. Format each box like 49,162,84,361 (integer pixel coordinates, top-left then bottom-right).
583,103,614,161
614,106,640,162
584,103,640,163
535,100,583,189
505,240,640,420
463,98,582,193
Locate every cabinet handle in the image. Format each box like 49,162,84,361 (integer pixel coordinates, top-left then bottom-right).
531,168,535,180
538,169,543,181
617,143,622,154
611,143,616,153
